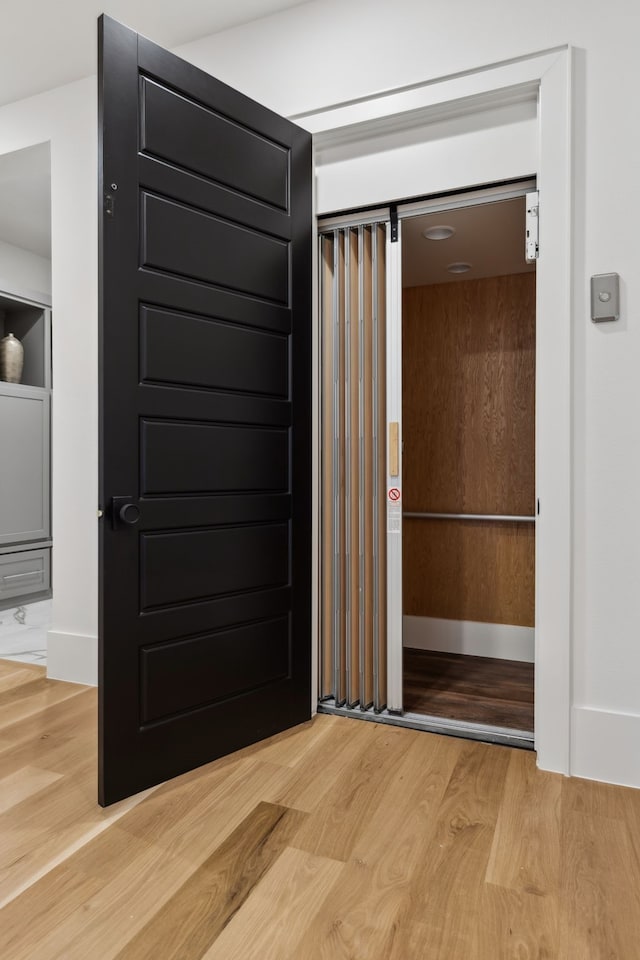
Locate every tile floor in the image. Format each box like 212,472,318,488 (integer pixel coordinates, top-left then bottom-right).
0,598,51,665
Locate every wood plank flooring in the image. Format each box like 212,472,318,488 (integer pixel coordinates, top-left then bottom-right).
403,646,534,730
1,660,639,959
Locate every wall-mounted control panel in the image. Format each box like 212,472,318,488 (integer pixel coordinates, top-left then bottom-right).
591,273,620,323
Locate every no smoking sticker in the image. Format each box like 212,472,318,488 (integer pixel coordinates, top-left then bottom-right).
387,489,401,533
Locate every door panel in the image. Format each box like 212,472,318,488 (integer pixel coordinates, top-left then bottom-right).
140,421,289,495
140,523,290,610
140,615,291,724
98,15,311,805
140,77,289,209
141,194,289,302
140,306,289,397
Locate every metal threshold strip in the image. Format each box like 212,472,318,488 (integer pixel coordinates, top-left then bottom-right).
317,699,534,750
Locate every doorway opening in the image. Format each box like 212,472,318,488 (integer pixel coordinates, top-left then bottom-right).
317,181,537,748
400,192,535,739
0,141,52,667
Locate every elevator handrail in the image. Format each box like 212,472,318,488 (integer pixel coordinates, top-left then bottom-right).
402,511,535,522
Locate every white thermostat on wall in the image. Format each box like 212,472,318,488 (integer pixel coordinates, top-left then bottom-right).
591,273,620,323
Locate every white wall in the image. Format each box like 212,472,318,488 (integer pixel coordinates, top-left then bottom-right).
0,240,51,299
0,77,98,684
1,0,637,783
176,0,640,787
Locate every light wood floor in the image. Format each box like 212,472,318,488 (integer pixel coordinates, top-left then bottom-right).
1,660,639,959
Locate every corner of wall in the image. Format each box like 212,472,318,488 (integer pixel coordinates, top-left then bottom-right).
47,631,97,686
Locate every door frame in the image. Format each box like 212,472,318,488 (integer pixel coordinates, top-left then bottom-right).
301,47,572,775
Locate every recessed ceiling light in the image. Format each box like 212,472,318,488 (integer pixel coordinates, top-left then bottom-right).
423,224,456,241
447,262,472,274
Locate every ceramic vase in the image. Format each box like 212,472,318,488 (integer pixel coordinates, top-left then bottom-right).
0,333,24,383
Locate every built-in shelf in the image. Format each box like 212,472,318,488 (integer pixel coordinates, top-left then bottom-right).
0,291,51,390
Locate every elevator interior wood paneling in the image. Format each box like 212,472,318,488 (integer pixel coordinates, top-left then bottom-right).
403,272,536,626
402,197,536,732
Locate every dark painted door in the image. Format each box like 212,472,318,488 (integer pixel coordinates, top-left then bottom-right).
98,15,312,806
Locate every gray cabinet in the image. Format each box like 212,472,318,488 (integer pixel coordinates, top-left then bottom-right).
0,547,50,603
0,385,50,547
0,288,52,607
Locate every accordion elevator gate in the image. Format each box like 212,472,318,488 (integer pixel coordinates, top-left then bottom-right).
319,223,388,713
317,185,536,750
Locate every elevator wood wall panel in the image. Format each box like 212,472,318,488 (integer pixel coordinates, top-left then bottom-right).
403,273,535,626
403,273,535,515
403,518,535,625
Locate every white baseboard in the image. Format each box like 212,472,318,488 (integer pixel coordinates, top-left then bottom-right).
403,615,535,663
571,706,640,790
47,631,97,686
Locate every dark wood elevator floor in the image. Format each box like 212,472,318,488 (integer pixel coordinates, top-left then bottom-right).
403,647,534,732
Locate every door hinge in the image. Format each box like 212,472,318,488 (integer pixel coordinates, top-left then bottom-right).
525,190,539,262
390,204,398,243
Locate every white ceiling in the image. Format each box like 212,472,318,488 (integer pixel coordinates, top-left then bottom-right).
402,196,535,287
0,142,51,259
0,0,313,108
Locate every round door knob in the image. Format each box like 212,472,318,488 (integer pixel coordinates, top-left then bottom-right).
119,503,140,525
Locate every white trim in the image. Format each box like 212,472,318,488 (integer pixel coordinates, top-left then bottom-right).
533,50,573,774
47,630,97,686
571,707,640,790
296,48,563,135
313,86,538,161
306,46,572,774
403,616,535,663
385,228,403,712
310,168,319,716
